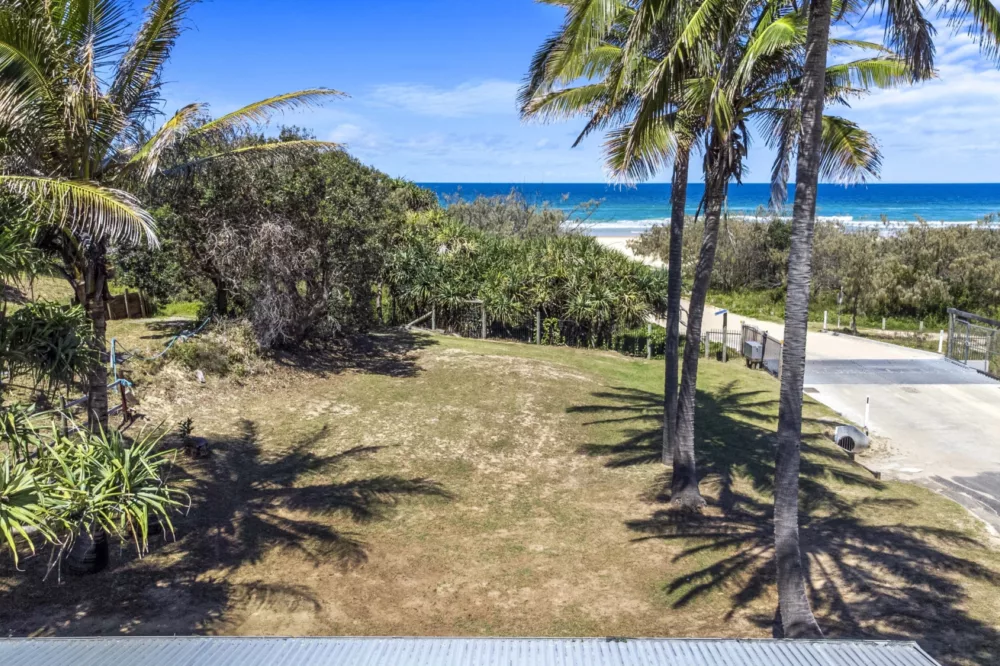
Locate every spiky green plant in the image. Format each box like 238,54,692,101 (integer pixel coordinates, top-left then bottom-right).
1,411,186,573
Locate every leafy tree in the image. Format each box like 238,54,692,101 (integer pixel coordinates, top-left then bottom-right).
0,0,340,428
121,130,432,347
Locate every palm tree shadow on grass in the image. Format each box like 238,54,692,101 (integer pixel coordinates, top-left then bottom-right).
0,420,451,636
571,383,1000,666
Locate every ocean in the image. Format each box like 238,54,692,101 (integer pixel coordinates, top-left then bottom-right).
421,182,1000,236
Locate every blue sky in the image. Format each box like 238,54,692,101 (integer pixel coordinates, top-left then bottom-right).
158,0,1000,184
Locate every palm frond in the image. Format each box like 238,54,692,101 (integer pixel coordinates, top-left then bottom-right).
522,83,610,122
730,12,805,94
162,139,340,174
825,56,914,90
880,0,936,79
111,0,196,118
944,0,1000,63
0,10,53,98
124,102,205,183
604,116,679,184
0,175,157,246
819,115,882,184
191,89,347,138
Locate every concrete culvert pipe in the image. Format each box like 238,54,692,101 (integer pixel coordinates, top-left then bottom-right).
834,425,870,454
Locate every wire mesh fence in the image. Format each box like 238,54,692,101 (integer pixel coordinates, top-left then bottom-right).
946,308,1000,380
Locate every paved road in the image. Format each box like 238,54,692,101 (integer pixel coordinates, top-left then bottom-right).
692,307,1000,532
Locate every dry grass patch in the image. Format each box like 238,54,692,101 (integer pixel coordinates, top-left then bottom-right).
2,329,999,666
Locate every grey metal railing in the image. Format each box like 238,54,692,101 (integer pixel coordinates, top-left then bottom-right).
947,308,1000,380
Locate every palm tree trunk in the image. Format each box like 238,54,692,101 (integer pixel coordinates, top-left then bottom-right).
663,145,691,465
85,241,110,431
671,156,726,510
774,0,831,640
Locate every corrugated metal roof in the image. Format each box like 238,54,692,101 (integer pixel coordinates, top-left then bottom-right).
0,636,942,666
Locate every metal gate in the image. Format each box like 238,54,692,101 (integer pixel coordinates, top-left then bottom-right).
946,308,1000,380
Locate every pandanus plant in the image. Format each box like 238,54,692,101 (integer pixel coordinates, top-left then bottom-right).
0,0,342,430
1,410,186,576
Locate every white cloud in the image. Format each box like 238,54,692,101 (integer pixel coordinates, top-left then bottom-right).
368,80,520,118
326,122,375,145
825,23,1000,180
329,123,366,142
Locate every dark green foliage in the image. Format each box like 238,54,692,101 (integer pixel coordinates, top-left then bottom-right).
634,215,1000,323
386,210,665,347
117,128,433,348
0,302,96,394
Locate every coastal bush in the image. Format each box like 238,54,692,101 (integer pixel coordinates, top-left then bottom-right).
116,128,428,348
442,189,597,239
386,211,666,347
631,214,1000,324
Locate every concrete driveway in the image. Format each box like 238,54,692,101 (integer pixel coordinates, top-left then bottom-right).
693,306,1000,531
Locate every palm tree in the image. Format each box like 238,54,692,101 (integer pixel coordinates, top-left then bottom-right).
526,0,905,510
519,0,703,468
774,0,1000,637
0,0,340,430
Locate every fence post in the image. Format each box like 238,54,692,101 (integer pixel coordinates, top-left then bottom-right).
646,323,652,360
919,320,924,332
722,315,728,363
939,330,945,354
481,302,486,339
987,331,994,374
947,311,955,359
124,289,131,319
431,305,436,331
882,317,886,331
536,309,542,345
823,311,828,331
965,322,971,363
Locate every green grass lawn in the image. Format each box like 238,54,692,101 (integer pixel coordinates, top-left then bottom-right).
2,330,998,665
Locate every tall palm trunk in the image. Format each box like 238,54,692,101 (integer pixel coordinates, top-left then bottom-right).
774,0,831,640
84,241,110,431
663,144,691,464
671,143,726,510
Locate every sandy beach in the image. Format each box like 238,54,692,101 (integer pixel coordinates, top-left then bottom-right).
595,235,664,268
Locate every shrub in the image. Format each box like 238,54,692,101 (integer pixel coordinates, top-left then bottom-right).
164,319,264,377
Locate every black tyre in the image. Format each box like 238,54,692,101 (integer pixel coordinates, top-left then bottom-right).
66,528,109,575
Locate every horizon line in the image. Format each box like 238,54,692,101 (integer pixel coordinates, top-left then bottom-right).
416,181,1000,186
